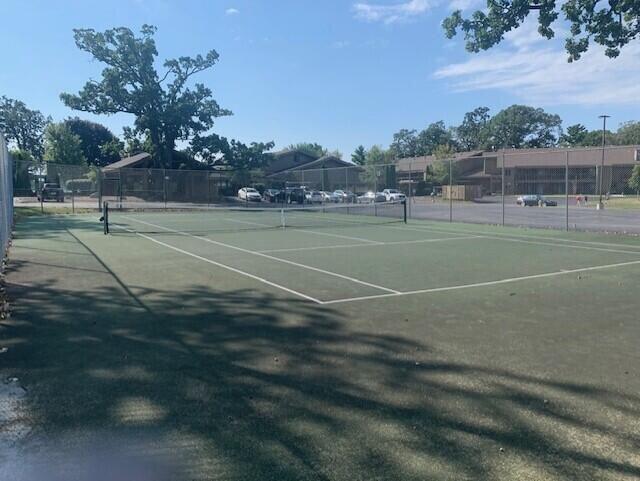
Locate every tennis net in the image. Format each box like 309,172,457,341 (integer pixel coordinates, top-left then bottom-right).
103,200,406,235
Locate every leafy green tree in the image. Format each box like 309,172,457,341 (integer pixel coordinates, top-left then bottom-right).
580,129,618,146
60,25,231,168
560,124,588,146
389,129,419,158
433,144,456,159
43,123,87,165
616,121,640,145
455,107,491,151
628,165,640,196
192,133,274,184
0,96,50,160
426,159,458,186
287,142,327,158
362,145,394,189
416,121,456,156
443,1,640,62
489,105,561,148
63,118,122,166
351,145,367,165
9,149,34,161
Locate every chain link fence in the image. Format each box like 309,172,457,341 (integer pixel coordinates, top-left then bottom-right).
401,146,640,234
11,146,640,234
1,134,13,262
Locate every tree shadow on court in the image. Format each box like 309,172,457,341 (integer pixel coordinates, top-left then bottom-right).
2,230,640,479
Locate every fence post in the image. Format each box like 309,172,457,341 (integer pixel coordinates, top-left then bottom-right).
118,169,123,210
449,158,453,223
501,151,505,226
408,158,412,219
163,168,167,209
97,169,103,212
564,151,569,230
71,185,75,214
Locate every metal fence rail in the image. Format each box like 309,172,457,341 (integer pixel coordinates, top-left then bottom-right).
1,133,14,262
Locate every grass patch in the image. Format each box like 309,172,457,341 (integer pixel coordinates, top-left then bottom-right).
14,206,99,220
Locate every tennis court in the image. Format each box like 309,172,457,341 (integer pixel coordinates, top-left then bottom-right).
4,207,640,480
102,202,640,306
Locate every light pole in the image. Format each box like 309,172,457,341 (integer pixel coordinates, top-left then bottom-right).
597,114,610,210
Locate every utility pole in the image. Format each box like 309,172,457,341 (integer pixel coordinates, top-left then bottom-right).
597,114,610,210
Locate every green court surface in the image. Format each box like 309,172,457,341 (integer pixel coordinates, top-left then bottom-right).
2,210,640,480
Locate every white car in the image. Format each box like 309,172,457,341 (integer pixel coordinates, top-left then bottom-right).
305,190,323,203
238,187,262,202
382,189,406,202
321,191,341,202
358,191,386,203
333,190,356,203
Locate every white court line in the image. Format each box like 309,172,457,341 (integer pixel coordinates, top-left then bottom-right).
124,217,401,294
386,223,640,256
397,219,640,250
223,217,383,244
112,225,323,304
259,235,482,254
323,258,640,305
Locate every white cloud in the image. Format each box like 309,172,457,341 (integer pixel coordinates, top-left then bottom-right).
225,7,239,15
434,20,640,106
353,0,433,24
332,40,351,49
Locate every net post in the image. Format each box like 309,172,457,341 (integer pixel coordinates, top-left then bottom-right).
280,208,285,229
403,199,407,223
71,185,75,214
103,201,109,235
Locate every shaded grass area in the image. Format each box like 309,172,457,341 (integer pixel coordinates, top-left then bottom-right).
13,206,98,220
1,215,639,480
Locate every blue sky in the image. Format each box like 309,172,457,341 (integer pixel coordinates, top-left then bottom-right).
1,0,639,156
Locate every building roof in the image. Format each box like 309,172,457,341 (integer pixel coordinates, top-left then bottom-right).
266,150,356,176
102,152,152,171
395,146,640,172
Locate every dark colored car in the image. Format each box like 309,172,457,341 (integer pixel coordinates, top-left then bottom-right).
517,194,557,207
285,187,305,204
37,183,64,202
263,189,285,203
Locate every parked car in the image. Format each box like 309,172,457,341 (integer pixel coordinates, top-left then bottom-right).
37,183,64,202
305,190,323,203
358,191,386,203
333,190,356,203
320,191,341,203
263,188,284,203
285,187,305,204
382,189,406,202
516,194,557,207
238,187,262,202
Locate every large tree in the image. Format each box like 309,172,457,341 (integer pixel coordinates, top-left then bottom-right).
455,107,492,151
389,129,419,158
580,129,618,146
616,121,640,145
60,25,231,168
287,142,327,158
192,133,274,184
44,123,87,165
0,96,49,160
560,123,589,146
351,145,367,165
63,118,122,166
443,1,640,62
416,121,456,156
489,105,562,148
